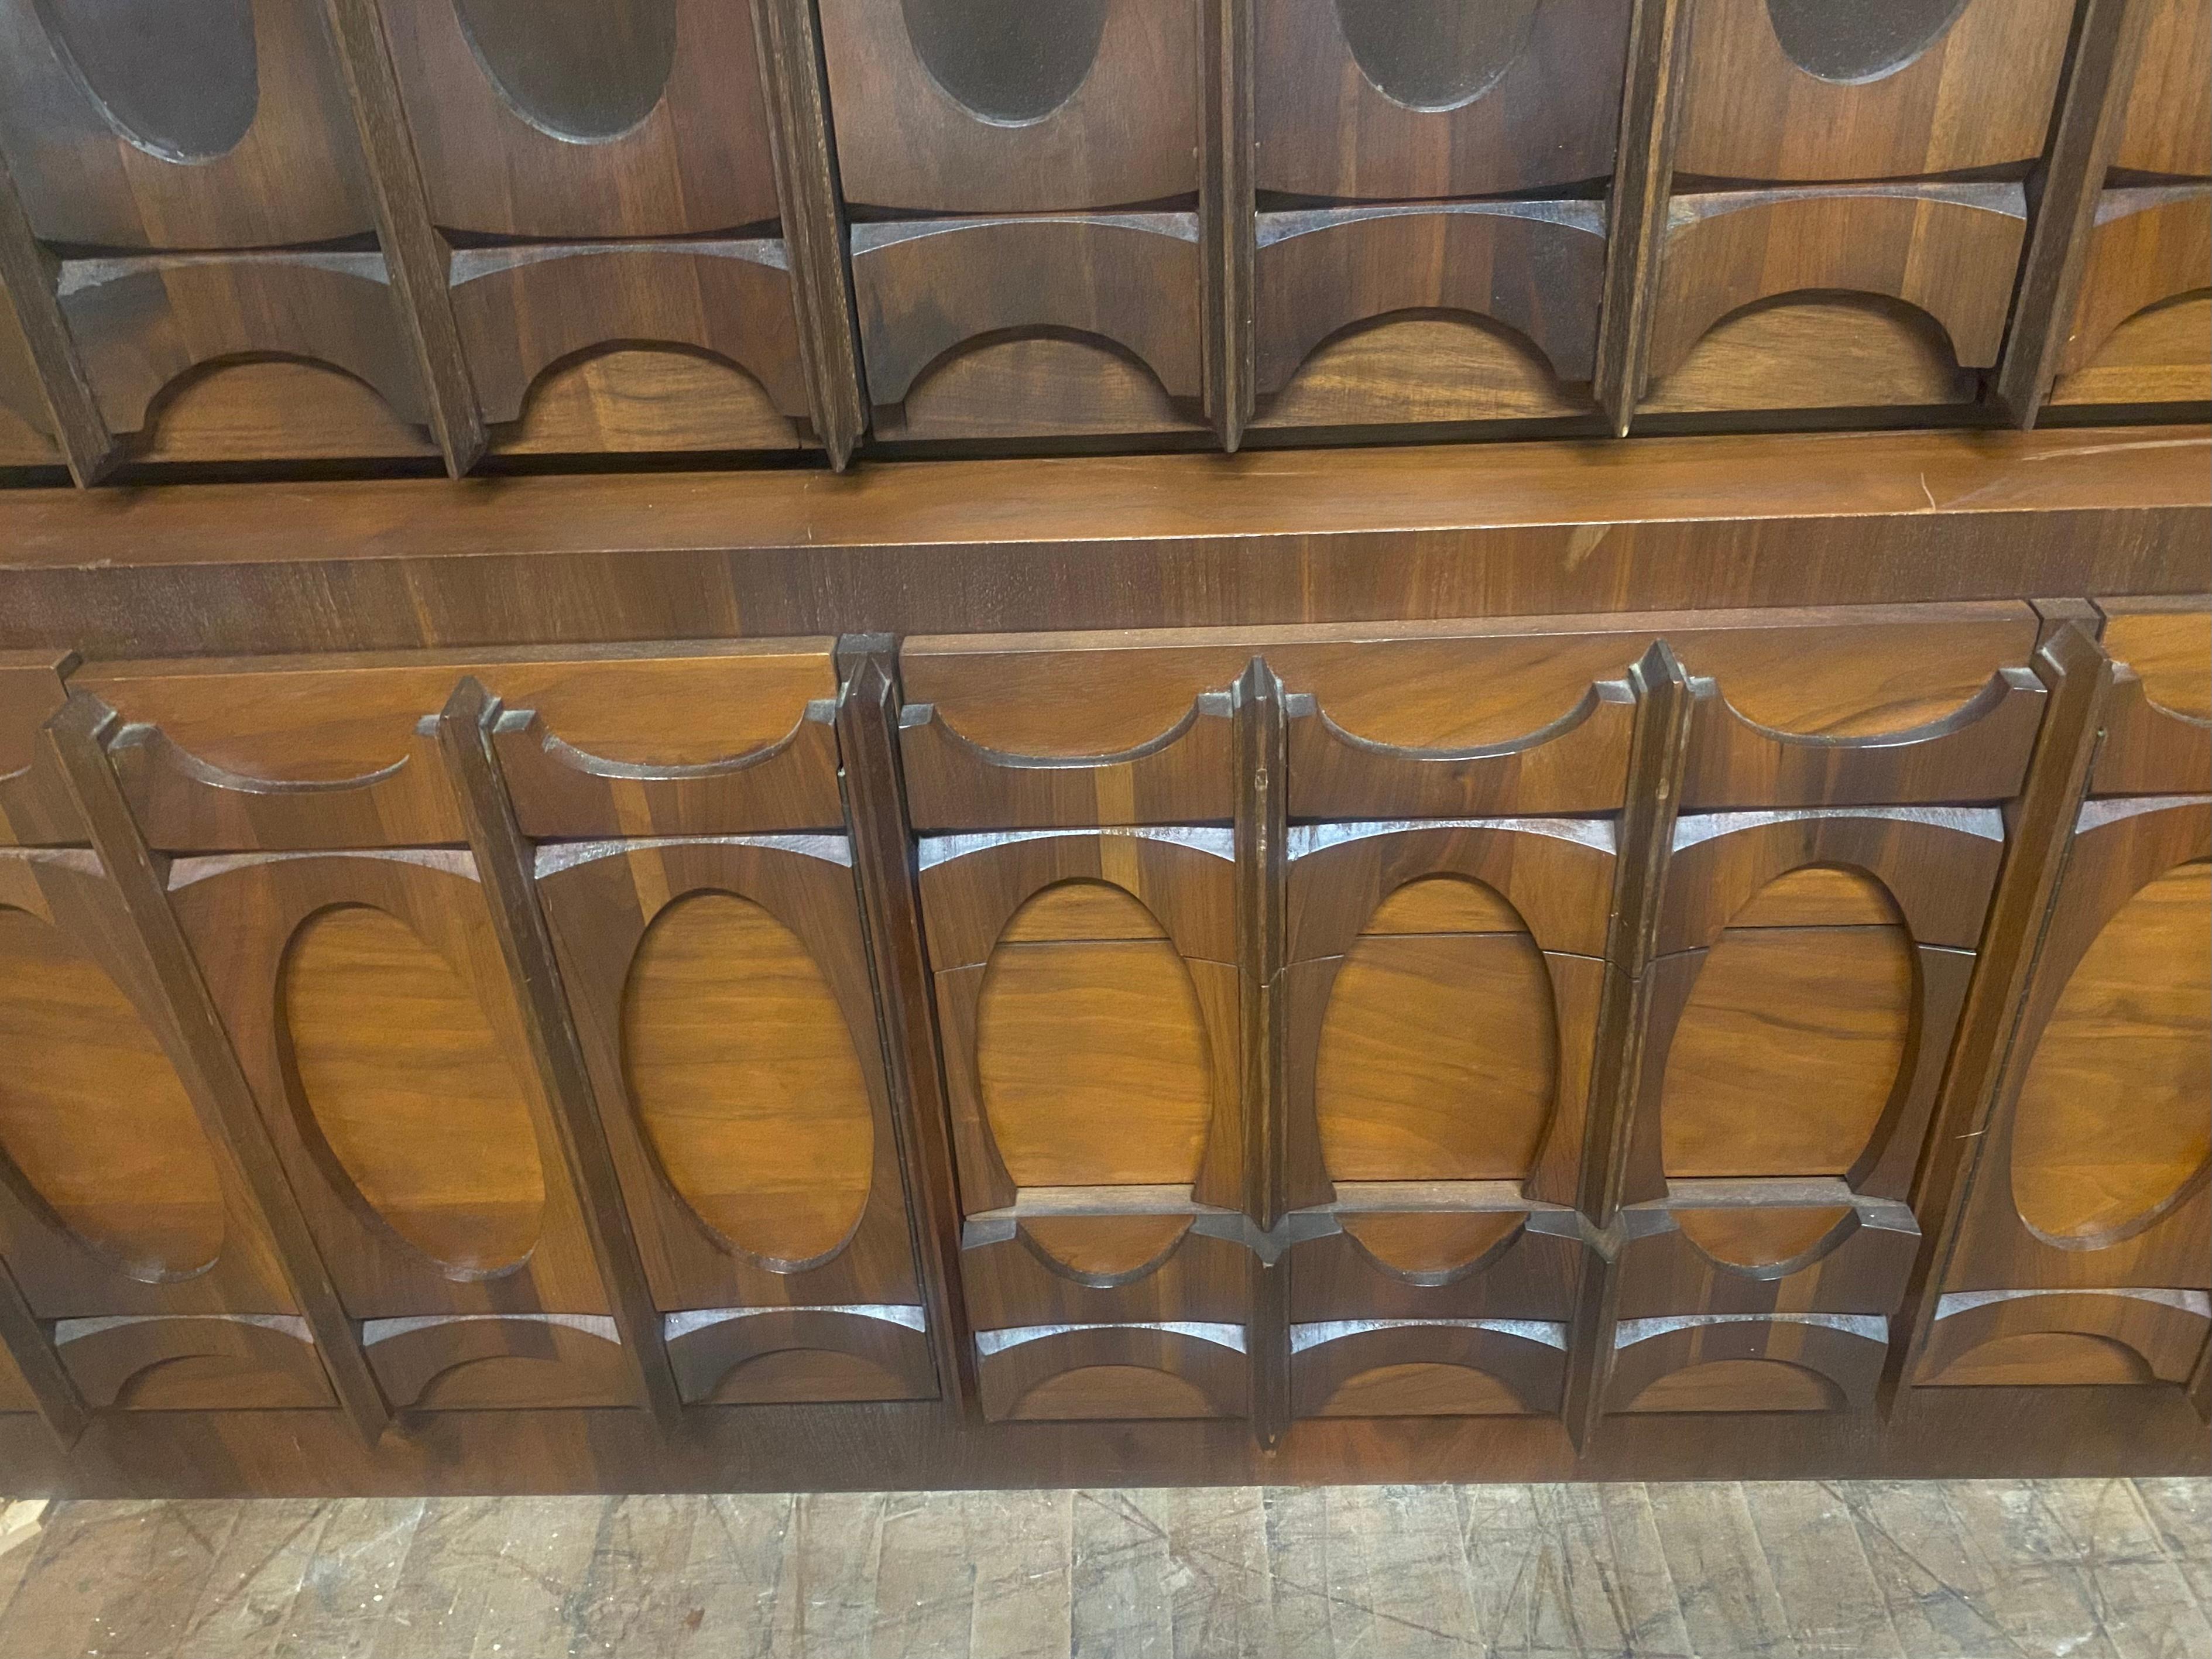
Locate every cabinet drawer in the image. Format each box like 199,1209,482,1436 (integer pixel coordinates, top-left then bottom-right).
2093,598,2211,796
1254,204,1605,424
1673,0,2074,183
819,0,1198,213
77,640,843,849
853,217,1203,444
1255,0,1631,200
0,0,372,249
1645,186,2026,414
376,0,781,239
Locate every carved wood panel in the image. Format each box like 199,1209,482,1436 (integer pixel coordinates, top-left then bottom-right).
2093,598,2212,796
537,836,934,1406
1280,820,1614,1419
1601,807,2004,1415
170,849,636,1409
2050,187,2212,412
1918,795,2211,1390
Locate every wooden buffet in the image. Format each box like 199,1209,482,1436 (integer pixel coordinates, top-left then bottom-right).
0,0,2206,1498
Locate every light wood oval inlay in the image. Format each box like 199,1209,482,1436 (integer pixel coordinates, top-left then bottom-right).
1663,914,1913,1178
622,892,873,1266
1318,879,1556,1181
978,883,1214,1188
0,907,223,1278
2014,862,2211,1242
282,905,544,1272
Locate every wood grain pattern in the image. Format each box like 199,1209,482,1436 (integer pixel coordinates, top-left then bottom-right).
54,1313,334,1411
451,242,811,435
376,0,780,238
537,837,923,1318
2050,294,2212,408
2057,187,2212,386
0,652,75,846
2112,0,2212,177
1647,186,2029,392
1254,204,1606,397
2094,598,2212,794
1256,0,1631,199
818,0,1198,212
0,0,375,249
1673,0,2076,181
852,215,1203,416
1593,0,1691,433
1253,316,1594,429
0,290,57,467
1919,1290,2210,1387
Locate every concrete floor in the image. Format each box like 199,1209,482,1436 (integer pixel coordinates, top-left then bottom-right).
0,1479,2201,1658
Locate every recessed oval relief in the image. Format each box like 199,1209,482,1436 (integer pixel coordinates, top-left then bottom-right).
0,907,222,1279
1317,877,1557,1182
901,0,1109,126
2013,861,2211,1243
622,892,873,1267
1765,0,1971,84
1664,869,1913,1177
977,881,1213,1187
1336,0,1542,113
36,0,259,162
282,905,544,1273
456,0,678,142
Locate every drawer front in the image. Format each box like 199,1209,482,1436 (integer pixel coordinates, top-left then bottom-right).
377,0,781,239
2050,188,2212,413
2112,0,2212,179
819,0,1198,214
1673,0,2074,182
1255,0,1632,200
2095,598,2212,795
1918,797,2210,1389
0,0,373,250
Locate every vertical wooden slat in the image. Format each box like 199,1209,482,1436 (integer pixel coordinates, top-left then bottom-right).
1593,0,1694,438
1992,0,2146,428
1201,0,1257,453
321,0,487,477
834,637,974,1414
0,1255,87,1451
0,151,116,487
755,0,868,470
43,694,391,1444
434,678,682,1428
1562,642,1695,1448
1234,657,1288,1448
1884,622,2114,1403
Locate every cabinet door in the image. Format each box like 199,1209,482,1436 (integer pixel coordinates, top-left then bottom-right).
1255,0,1631,200
539,837,935,1406
0,0,373,249
376,0,780,240
1605,807,2003,1415
1918,797,2211,1389
2049,188,2212,413
0,850,332,1412
79,640,843,850
2111,0,2212,180
171,849,636,1411
1673,0,2075,182
921,828,1250,1420
1281,821,1613,1419
818,0,1197,214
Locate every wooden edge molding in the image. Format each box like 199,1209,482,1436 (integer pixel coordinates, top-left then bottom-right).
1201,0,1257,451
0,147,114,487
1595,0,1692,436
1235,659,1288,1446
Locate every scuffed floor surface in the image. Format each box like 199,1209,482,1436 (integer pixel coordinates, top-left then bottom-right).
0,1480,2201,1658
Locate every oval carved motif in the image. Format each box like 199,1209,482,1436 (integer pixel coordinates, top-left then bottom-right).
1765,0,1971,83
455,0,678,142
1317,877,1556,1181
1335,0,1543,113
36,0,259,161
622,892,874,1267
2013,861,2211,1243
282,905,544,1273
1664,878,1913,1177
977,882,1213,1188
0,907,223,1279
901,0,1109,125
